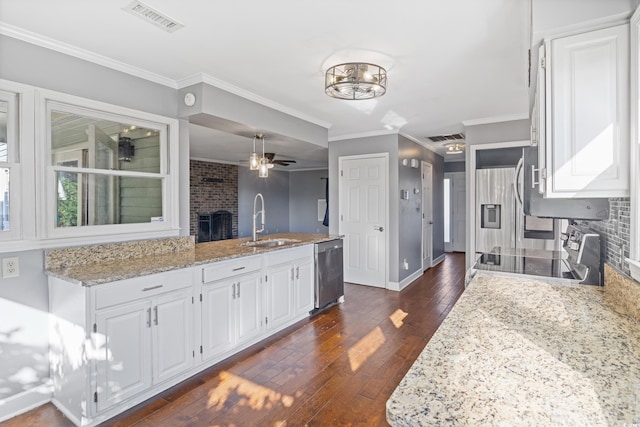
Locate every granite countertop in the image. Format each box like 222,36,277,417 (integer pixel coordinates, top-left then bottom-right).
46,233,340,286
387,272,640,426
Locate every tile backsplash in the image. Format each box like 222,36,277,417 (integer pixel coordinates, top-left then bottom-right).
581,197,631,277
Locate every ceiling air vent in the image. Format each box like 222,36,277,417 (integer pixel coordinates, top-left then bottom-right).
123,1,184,33
425,133,465,143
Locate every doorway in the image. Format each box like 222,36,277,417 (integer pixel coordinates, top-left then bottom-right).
445,172,466,252
338,153,388,288
422,161,433,270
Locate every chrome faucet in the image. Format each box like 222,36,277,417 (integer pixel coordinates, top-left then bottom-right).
252,193,265,242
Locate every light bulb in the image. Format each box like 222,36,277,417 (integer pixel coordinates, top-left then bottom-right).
249,152,259,170
259,158,269,178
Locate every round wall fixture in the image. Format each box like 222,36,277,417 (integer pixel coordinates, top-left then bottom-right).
184,92,196,107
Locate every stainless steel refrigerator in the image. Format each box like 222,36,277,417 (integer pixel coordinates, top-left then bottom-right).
476,167,557,254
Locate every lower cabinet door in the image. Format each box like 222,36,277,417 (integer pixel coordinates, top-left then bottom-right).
95,300,153,413
236,272,262,344
266,263,294,330
201,280,235,361
294,258,314,315
153,288,194,383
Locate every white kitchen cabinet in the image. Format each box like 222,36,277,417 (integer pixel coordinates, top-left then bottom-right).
200,255,263,362
49,268,194,426
94,286,192,412
94,299,152,412
265,245,315,331
538,23,629,198
293,257,314,315
265,262,294,330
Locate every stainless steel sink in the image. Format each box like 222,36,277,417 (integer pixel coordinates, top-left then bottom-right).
242,238,300,248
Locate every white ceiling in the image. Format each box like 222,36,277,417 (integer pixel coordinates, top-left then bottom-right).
0,0,531,167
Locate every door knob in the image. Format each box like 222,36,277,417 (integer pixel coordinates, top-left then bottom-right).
374,226,384,232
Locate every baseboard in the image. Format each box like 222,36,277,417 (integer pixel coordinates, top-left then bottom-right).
432,254,445,267
387,269,422,292
0,382,53,423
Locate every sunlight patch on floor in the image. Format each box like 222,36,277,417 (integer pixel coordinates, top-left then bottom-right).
389,309,408,328
207,371,295,412
347,326,386,372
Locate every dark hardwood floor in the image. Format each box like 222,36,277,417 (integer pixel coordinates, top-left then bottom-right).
2,252,466,427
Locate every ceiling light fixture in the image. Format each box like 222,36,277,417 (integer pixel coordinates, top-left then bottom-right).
249,136,260,170
325,63,387,100
258,135,269,178
444,143,465,154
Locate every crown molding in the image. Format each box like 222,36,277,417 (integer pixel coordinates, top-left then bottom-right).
0,22,178,89
462,112,529,127
329,128,398,142
177,73,332,129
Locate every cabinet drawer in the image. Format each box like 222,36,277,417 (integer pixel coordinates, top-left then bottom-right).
265,244,313,266
202,256,262,283
95,269,193,309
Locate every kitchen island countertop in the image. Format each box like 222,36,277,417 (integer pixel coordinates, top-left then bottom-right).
386,272,640,426
46,232,340,286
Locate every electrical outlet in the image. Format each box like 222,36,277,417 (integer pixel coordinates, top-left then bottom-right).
2,257,19,279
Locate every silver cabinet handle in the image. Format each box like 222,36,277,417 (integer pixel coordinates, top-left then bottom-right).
374,226,384,232
232,283,236,299
232,266,245,272
142,285,163,292
296,266,299,280
153,306,158,325
290,268,295,281
147,308,151,328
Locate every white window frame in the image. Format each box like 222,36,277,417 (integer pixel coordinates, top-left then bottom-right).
35,89,180,245
0,88,22,242
629,7,640,277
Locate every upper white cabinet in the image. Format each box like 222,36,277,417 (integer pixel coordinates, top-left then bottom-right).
539,23,630,198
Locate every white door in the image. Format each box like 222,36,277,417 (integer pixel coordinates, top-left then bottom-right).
201,280,235,361
153,288,193,383
422,162,433,270
339,155,387,288
236,271,262,343
95,300,152,412
447,172,466,252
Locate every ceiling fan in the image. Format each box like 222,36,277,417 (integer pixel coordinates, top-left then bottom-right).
263,152,296,167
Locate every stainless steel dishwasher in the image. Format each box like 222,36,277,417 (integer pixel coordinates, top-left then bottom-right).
314,239,344,309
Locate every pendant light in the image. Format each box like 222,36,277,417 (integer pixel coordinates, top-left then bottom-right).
249,136,260,170
258,135,269,178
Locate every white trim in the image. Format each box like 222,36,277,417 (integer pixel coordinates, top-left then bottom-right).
0,382,53,423
462,113,529,127
178,73,332,129
287,167,329,173
421,161,433,271
0,23,177,89
466,140,530,270
630,6,640,261
432,253,445,267
387,269,422,292
329,128,397,142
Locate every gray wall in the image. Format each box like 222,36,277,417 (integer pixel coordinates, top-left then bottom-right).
328,134,445,285
238,167,290,237
445,161,465,173
0,34,186,413
289,170,329,233
328,134,400,281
